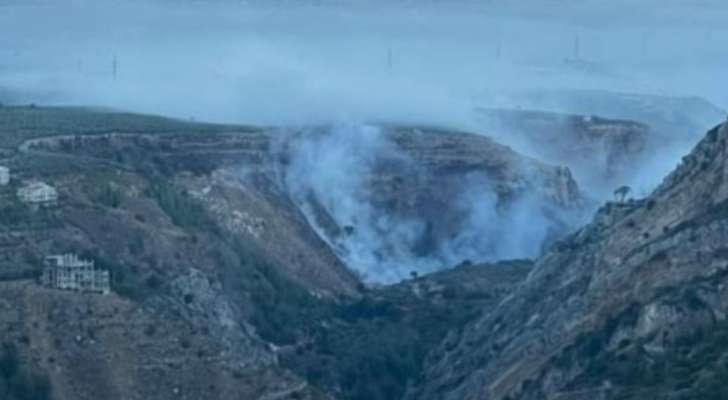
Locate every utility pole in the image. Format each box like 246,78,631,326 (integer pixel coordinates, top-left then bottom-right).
112,54,118,82
387,46,393,72
496,32,502,60
494,23,503,61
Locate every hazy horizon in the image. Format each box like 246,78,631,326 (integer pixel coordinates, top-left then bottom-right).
2,0,726,128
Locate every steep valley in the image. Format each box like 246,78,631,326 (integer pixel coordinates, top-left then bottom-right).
0,105,581,400
0,104,727,400
2,1,728,399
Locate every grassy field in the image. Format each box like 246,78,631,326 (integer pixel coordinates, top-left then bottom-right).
0,105,254,149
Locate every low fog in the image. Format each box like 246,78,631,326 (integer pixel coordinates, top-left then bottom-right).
3,0,727,282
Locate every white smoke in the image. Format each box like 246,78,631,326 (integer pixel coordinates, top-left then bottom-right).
281,124,576,283
282,124,425,283
439,179,554,264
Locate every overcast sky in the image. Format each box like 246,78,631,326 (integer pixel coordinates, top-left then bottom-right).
1,0,726,126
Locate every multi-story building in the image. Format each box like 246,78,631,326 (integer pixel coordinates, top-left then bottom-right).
17,181,58,205
41,254,111,295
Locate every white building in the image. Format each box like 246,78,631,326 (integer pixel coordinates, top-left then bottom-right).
17,181,58,204
0,166,8,185
41,254,110,294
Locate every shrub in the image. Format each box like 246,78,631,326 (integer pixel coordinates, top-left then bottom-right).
127,232,145,255
92,183,122,208
0,343,52,400
0,343,19,378
144,325,157,337
87,252,156,301
145,274,162,290
0,200,31,226
147,179,213,229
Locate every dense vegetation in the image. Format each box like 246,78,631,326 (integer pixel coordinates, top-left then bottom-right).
0,196,31,226
0,185,59,281
281,262,531,400
235,245,333,346
0,343,51,400
146,179,214,229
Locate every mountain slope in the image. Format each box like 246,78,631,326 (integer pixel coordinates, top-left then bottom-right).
0,105,586,399
410,120,728,399
16,111,585,284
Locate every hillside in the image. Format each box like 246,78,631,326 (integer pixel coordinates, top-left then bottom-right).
9,109,585,283
410,121,728,399
0,105,579,400
0,130,332,399
6,105,727,400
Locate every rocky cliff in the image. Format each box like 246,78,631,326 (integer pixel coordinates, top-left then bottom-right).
386,126,582,209
475,108,649,196
277,125,583,282
410,121,728,400
502,89,725,143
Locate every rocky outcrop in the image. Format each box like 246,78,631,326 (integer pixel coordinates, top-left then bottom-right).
179,169,360,298
278,125,584,282
383,126,584,257
385,126,583,209
409,122,728,400
475,108,649,195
